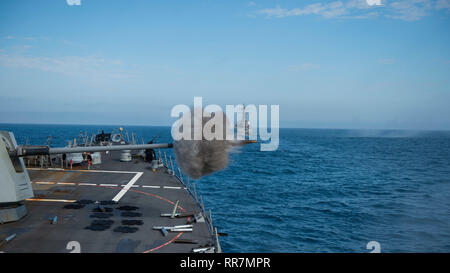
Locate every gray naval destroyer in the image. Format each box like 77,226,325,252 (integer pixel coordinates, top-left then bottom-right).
0,128,223,253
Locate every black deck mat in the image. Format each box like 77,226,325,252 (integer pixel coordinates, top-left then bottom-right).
76,199,94,205
121,212,142,217
90,213,114,218
85,220,114,231
92,207,114,213
116,206,139,211
121,219,144,225
113,226,139,233
63,204,85,209
99,200,117,205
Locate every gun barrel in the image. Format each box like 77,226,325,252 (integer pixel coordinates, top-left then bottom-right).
12,143,173,157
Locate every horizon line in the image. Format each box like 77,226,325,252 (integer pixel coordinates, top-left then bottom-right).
1,122,449,132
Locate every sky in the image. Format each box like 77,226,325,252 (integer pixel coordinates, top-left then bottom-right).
0,0,449,129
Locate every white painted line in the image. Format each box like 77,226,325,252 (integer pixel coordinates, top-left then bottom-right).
100,184,118,187
120,185,139,188
163,186,182,189
112,172,143,202
57,182,76,185
35,182,55,185
78,183,97,186
77,169,140,174
142,185,161,189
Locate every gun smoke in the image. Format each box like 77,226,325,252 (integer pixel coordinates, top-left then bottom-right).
173,108,242,179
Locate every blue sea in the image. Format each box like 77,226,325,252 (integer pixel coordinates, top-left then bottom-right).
1,123,450,253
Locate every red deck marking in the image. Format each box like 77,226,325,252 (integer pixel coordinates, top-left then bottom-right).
129,188,190,253
142,231,185,253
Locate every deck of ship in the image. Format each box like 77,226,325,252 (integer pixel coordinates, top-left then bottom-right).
0,151,219,253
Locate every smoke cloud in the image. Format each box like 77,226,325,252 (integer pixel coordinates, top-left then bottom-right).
173,108,241,179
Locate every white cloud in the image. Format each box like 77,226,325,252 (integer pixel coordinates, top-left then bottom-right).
255,0,448,21
257,1,379,19
257,2,352,19
3,36,50,42
66,0,81,6
366,0,383,6
435,0,450,10
387,0,433,21
0,53,138,79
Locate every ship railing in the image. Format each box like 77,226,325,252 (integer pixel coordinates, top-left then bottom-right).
158,151,222,253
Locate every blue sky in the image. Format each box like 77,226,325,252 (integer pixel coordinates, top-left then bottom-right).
0,0,449,129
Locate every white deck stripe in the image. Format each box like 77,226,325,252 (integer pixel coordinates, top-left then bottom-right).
112,172,143,202
77,170,140,174
31,181,183,190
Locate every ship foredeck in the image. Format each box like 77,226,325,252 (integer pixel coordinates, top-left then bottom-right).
0,151,217,253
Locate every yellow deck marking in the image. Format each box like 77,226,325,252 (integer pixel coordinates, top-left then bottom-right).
26,198,76,203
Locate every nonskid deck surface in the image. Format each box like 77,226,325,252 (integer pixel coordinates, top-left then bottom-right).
0,151,214,253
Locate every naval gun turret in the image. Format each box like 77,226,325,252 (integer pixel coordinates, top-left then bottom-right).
0,130,173,224
0,131,33,224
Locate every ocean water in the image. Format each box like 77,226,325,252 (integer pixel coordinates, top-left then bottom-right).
1,123,450,253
